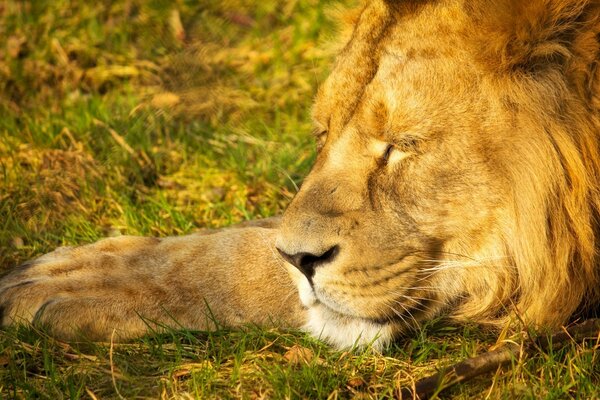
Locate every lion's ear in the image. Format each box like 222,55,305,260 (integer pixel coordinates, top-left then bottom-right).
474,0,600,99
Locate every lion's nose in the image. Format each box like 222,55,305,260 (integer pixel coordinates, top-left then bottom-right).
277,245,339,282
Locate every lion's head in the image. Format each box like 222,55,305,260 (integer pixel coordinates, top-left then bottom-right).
275,0,600,348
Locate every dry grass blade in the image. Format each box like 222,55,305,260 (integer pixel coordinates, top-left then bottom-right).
110,329,126,400
399,319,600,399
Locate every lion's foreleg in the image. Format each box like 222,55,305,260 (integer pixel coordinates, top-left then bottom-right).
0,226,306,341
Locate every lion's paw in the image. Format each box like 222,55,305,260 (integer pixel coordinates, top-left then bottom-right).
0,246,84,328
0,237,161,340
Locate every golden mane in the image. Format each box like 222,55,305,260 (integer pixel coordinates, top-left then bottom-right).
453,0,600,326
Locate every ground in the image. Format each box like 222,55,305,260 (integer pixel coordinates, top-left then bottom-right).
0,0,598,398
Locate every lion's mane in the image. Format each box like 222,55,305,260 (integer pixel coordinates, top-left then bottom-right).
456,0,600,326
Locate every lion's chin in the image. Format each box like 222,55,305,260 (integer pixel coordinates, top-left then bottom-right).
294,271,400,349
303,303,398,350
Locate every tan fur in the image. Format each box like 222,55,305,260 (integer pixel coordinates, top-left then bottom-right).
1,0,599,348
0,219,306,341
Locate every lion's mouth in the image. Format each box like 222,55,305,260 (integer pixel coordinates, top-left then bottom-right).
307,296,432,334
310,277,438,328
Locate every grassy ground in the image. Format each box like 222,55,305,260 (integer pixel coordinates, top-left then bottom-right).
0,0,598,398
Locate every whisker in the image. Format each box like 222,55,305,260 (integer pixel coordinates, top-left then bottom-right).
389,298,420,328
386,304,409,326
412,249,506,262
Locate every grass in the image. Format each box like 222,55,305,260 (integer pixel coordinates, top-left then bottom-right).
0,0,598,398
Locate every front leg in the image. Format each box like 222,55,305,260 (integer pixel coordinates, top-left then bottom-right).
0,222,306,341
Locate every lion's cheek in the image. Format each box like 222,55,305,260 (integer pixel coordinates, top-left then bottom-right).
311,275,397,321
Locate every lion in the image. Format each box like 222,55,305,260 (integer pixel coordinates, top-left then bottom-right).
1,0,600,350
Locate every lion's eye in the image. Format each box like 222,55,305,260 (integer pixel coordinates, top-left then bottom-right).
382,144,395,164
379,137,419,166
314,130,328,152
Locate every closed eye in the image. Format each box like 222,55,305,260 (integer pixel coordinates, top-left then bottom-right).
380,137,419,166
314,129,328,152
382,144,395,164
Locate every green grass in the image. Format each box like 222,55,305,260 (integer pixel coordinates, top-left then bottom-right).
0,0,598,398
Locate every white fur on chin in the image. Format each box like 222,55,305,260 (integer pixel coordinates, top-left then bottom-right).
303,304,395,350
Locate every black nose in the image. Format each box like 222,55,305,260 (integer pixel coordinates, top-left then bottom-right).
277,245,339,282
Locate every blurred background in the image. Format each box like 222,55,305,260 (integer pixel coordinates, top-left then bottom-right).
0,0,350,268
